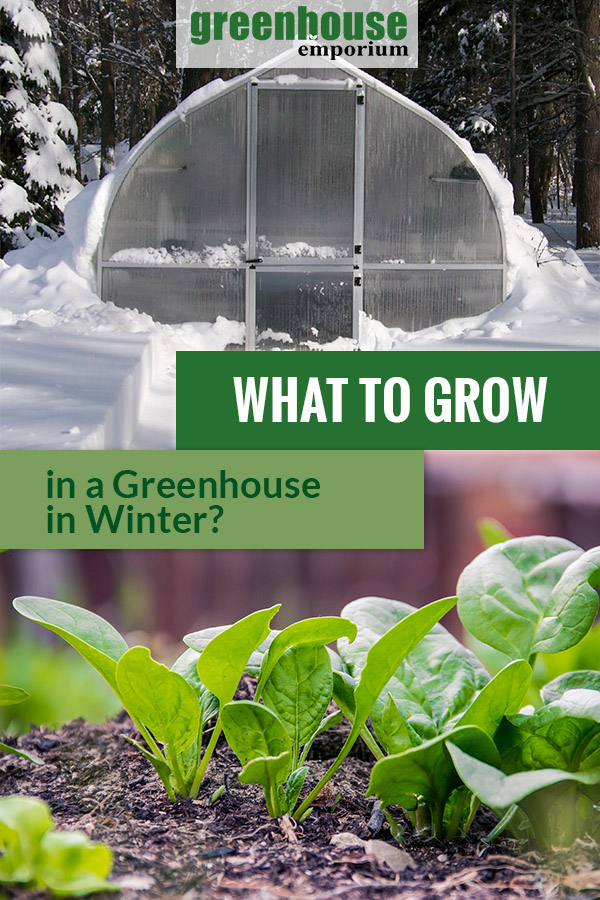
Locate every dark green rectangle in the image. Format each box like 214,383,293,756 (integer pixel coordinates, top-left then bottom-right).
176,350,599,449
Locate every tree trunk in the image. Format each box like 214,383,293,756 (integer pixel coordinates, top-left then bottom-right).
573,0,600,247
156,0,178,121
98,0,116,176
128,1,142,148
508,0,525,214
528,105,556,224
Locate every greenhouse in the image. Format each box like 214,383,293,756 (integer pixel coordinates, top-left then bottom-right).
98,52,507,349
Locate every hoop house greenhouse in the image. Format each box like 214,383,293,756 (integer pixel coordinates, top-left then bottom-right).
98,53,507,349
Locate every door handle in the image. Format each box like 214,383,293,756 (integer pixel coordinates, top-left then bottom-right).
245,257,263,265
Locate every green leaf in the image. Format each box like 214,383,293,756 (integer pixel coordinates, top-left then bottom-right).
116,647,199,753
170,648,219,727
0,685,29,706
299,710,344,765
256,617,357,697
13,597,128,694
339,597,488,744
0,741,43,765
194,606,280,705
542,670,600,704
377,693,422,755
456,536,593,660
0,795,53,884
353,597,458,735
368,725,500,815
498,687,600,774
183,624,277,678
533,547,600,654
448,743,600,847
458,660,531,736
477,518,513,548
222,699,292,765
238,752,292,817
332,671,356,721
285,766,309,812
37,831,118,896
263,645,333,753
293,596,457,821
458,748,593,810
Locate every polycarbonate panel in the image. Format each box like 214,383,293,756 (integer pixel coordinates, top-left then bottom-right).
256,271,352,343
102,87,246,260
364,269,504,331
256,90,355,256
102,268,245,326
364,88,503,264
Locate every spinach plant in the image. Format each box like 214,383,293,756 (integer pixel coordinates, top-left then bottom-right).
13,596,280,800
0,685,42,764
457,537,600,666
221,617,357,817
449,672,600,847
339,597,531,838
293,595,459,820
0,795,117,895
444,536,600,846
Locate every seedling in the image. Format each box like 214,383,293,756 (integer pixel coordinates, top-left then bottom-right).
0,684,42,764
339,597,531,838
13,597,280,800
293,596,458,819
0,795,117,895
222,616,357,817
449,670,600,848
359,536,600,843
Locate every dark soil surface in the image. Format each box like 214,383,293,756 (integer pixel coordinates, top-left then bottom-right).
0,704,596,900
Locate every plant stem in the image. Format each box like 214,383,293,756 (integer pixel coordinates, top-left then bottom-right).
157,766,177,802
266,780,282,818
464,795,480,836
294,726,357,819
166,745,188,798
488,804,519,841
445,791,467,841
189,719,222,799
360,725,384,761
431,802,444,840
415,804,430,835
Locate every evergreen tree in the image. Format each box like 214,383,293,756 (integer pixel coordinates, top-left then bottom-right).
0,0,79,254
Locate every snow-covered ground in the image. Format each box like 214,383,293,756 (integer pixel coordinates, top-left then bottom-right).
1,129,599,449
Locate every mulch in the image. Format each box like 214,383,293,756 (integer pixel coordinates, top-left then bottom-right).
0,707,597,900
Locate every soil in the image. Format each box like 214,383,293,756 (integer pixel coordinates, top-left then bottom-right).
0,701,596,900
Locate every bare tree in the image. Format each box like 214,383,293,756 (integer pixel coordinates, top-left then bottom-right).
572,0,600,247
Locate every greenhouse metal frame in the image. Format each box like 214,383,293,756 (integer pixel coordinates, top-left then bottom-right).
98,52,507,348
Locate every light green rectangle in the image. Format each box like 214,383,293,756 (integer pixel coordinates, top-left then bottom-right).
0,450,423,549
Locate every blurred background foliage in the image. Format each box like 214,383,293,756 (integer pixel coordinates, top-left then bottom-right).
0,451,598,734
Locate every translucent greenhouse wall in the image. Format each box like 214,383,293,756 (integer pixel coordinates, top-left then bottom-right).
99,65,506,345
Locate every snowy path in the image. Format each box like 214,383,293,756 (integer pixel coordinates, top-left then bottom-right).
0,327,153,449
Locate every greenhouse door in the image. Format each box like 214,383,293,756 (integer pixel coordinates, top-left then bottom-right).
245,79,365,349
